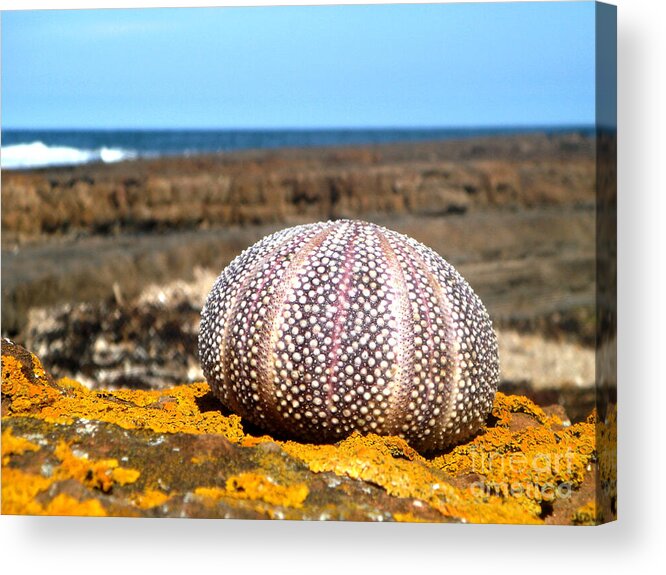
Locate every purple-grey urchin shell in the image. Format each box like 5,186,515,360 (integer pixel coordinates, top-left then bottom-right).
199,220,499,452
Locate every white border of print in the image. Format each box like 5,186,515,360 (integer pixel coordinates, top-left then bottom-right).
1,1,663,574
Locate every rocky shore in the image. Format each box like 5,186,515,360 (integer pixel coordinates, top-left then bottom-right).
2,133,598,418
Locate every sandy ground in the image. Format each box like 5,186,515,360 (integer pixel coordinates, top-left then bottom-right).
497,330,594,389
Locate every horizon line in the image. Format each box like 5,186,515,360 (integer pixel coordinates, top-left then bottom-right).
2,123,597,132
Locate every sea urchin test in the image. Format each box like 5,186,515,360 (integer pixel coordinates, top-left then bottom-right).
199,220,499,452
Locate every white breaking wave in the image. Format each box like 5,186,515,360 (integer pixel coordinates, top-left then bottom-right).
1,141,138,169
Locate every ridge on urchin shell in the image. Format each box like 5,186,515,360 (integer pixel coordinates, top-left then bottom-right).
199,219,499,453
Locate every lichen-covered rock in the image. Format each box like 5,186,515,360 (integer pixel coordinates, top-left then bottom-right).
1,340,614,523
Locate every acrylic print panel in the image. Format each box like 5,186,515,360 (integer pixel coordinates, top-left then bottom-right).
1,1,616,524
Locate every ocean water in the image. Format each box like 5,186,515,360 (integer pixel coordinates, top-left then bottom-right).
1,127,593,170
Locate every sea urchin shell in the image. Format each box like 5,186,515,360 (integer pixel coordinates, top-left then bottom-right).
199,220,499,452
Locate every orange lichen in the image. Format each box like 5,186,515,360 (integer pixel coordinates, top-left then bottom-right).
1,426,40,464
429,394,596,515
56,377,87,391
1,354,61,413
434,423,593,488
36,382,246,441
196,472,309,508
53,441,140,492
490,392,552,427
1,467,53,515
42,494,107,517
4,354,245,441
194,487,227,499
393,511,431,523
190,454,216,465
1,438,138,515
111,467,141,486
132,488,171,509
1,466,109,516
283,433,539,524
572,501,598,525
240,434,278,448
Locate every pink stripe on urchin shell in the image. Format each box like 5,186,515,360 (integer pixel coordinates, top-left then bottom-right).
199,219,499,452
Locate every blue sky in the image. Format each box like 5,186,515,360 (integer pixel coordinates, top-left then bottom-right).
1,2,596,129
